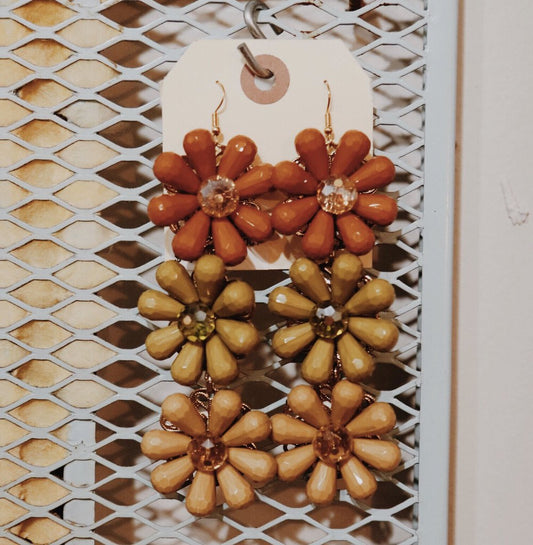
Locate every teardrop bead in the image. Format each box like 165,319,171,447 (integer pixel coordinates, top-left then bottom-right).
349,156,395,192
330,252,364,304
186,471,216,516
337,332,375,381
217,463,255,509
147,194,199,226
290,258,330,304
301,338,335,385
348,317,399,351
231,204,272,242
222,411,271,446
272,161,318,195
287,385,329,429
183,129,216,181
234,164,273,197
172,210,211,262
161,393,206,437
306,461,337,505
170,342,204,386
145,323,185,360
277,444,317,481
193,254,226,305
212,217,248,265
153,151,201,194
156,261,198,304
141,430,192,460
215,319,259,355
353,193,398,226
301,209,335,261
340,455,376,499
271,414,317,444
336,213,375,255
151,455,194,494
330,130,371,177
271,197,319,234
205,334,238,385
228,448,277,482
212,280,255,318
208,390,242,437
295,128,329,180
268,286,314,320
218,135,257,180
344,278,395,315
351,438,401,472
330,381,364,429
345,402,396,437
138,290,184,320
271,322,315,359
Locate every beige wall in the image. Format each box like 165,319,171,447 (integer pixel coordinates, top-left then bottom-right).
452,0,533,543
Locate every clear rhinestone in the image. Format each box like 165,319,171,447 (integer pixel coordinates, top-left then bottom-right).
313,425,351,465
310,302,348,339
317,175,358,215
188,434,227,472
198,175,239,218
177,303,215,342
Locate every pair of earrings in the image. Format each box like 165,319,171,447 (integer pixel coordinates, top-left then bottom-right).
147,81,397,265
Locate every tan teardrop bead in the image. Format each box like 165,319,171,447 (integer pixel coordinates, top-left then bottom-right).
351,438,401,472
205,334,238,385
161,393,206,437
330,381,364,429
138,290,184,320
290,258,330,304
348,317,399,351
344,279,395,316
337,332,375,381
218,135,257,180
150,455,194,494
212,281,254,318
156,261,198,304
217,463,255,510
141,430,192,460
208,390,242,437
268,287,314,321
170,342,204,386
276,444,317,481
186,471,216,516
271,322,315,359
330,252,364,305
287,385,329,429
301,338,335,385
340,455,377,499
271,414,317,445
215,319,259,355
193,254,226,305
183,128,216,181
345,402,396,437
222,411,271,447
145,323,185,360
306,461,337,505
228,448,277,482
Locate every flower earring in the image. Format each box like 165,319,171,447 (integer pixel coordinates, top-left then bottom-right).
147,81,274,266
271,81,398,261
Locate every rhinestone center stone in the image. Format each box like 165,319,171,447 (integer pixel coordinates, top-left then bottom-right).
310,302,348,339
313,425,351,465
317,175,358,214
177,303,215,342
198,175,239,218
188,434,227,472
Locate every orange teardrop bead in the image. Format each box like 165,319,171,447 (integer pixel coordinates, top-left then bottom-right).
349,156,395,192
231,204,272,242
271,197,319,235
183,129,216,181
272,161,318,195
330,130,371,177
172,210,211,261
336,213,375,255
354,193,398,226
301,209,335,260
212,217,248,265
147,194,199,226
218,135,257,180
294,128,330,180
234,164,273,198
153,152,201,194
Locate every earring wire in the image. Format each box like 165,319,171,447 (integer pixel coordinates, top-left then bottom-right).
324,80,335,152
212,80,225,138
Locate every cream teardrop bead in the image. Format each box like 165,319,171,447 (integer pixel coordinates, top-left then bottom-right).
306,461,337,505
161,393,206,437
289,258,331,304
150,455,194,494
340,455,377,499
215,319,260,355
227,448,277,482
268,286,315,320
301,338,335,384
276,444,317,481
351,438,401,472
271,414,317,444
337,332,375,381
145,323,185,360
138,290,184,320
186,471,216,516
217,463,255,510
205,334,239,385
271,322,315,359
212,281,255,317
193,254,226,305
287,385,329,429
208,390,242,437
344,278,395,315
330,252,364,304
141,430,191,460
330,381,364,429
156,261,198,304
222,411,271,447
345,402,396,437
170,342,204,386
348,317,399,351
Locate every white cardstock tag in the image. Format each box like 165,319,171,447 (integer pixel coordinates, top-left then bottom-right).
161,39,372,270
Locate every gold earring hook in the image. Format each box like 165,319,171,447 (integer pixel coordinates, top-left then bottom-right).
212,80,225,138
323,80,334,152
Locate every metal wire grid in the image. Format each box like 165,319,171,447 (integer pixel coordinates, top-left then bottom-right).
0,1,455,544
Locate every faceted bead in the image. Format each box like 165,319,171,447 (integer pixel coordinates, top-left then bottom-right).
188,434,227,472
177,303,215,342
317,175,358,215
310,302,348,339
313,425,351,465
198,175,239,218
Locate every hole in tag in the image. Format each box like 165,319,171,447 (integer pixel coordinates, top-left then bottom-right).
254,74,275,91
241,54,290,105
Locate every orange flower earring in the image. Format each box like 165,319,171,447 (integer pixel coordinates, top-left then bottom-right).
271,81,398,261
148,81,274,266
